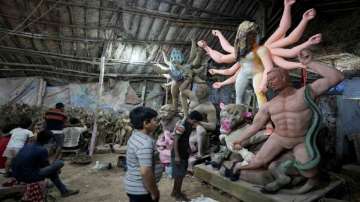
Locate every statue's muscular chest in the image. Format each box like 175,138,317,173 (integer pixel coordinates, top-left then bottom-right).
268,91,308,116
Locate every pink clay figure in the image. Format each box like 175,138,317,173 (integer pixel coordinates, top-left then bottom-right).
156,130,174,165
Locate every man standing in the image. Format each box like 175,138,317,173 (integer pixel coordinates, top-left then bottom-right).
171,111,203,201
124,107,160,202
44,102,67,160
12,130,79,197
232,49,344,187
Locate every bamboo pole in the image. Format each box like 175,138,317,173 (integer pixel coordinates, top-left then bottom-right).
89,56,105,156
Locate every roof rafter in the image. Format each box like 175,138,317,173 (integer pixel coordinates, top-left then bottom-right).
45,0,246,27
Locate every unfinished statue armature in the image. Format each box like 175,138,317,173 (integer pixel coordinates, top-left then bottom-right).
202,0,320,105
230,49,344,193
181,83,217,159
210,104,268,169
155,39,205,116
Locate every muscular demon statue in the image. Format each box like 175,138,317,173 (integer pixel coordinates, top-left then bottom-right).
231,49,344,193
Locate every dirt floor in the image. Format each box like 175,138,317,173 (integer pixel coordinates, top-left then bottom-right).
2,153,359,202
48,153,238,202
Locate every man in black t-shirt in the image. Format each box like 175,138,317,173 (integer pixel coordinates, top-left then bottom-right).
171,111,203,201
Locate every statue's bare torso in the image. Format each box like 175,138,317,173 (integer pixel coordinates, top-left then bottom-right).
268,87,312,139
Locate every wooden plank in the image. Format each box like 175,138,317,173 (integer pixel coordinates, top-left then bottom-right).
0,185,25,196
194,164,344,202
194,164,275,202
341,164,360,179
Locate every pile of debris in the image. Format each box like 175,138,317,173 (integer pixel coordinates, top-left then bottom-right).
0,103,44,130
0,104,133,147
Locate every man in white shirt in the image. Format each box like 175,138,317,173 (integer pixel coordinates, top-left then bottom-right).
62,117,87,149
3,116,34,176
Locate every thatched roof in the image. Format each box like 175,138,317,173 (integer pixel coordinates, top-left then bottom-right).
0,0,359,82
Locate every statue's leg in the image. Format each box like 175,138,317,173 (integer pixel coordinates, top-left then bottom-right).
264,0,295,47
196,125,208,157
269,8,316,49
262,158,292,193
171,81,180,109
252,72,267,107
212,30,235,53
233,134,285,173
189,131,198,154
180,92,189,117
178,80,191,117
293,143,318,178
235,65,251,105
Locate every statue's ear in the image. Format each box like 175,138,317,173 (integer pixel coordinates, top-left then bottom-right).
219,102,225,110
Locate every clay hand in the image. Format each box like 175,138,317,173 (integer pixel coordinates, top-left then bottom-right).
265,123,274,136
232,141,243,150
307,33,322,45
298,49,313,66
197,40,207,49
260,85,268,93
175,124,185,135
303,8,316,21
284,0,296,7
211,30,221,37
212,82,223,89
208,69,217,75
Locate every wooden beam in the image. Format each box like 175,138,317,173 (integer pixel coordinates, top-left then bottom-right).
0,45,178,67
45,0,243,26
320,7,360,13
0,13,123,30
0,28,192,45
0,62,99,76
0,67,166,80
157,0,236,18
0,68,96,78
310,0,359,7
194,164,344,202
0,45,96,64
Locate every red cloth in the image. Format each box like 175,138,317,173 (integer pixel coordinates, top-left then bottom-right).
0,136,10,168
22,181,45,202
